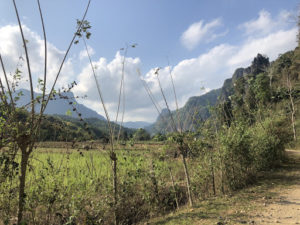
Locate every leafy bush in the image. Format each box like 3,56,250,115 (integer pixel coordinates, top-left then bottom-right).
249,115,292,170
218,122,253,190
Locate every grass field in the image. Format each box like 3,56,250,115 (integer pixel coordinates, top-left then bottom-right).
1,142,197,224
1,140,291,225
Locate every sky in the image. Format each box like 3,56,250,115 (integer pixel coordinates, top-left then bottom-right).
0,0,299,122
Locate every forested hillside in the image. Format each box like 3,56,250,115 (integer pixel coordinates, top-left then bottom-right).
150,48,300,142
39,114,135,142
148,88,221,134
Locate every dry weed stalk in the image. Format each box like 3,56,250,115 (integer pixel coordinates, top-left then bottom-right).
137,66,194,207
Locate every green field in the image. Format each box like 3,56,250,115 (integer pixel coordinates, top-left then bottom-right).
1,143,204,225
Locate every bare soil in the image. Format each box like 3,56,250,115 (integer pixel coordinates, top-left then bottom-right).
251,150,300,225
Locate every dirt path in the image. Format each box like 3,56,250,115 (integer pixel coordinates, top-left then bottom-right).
254,187,300,224
149,150,300,225
252,150,300,225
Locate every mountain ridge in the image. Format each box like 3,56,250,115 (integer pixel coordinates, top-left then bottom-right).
15,88,106,120
148,53,273,134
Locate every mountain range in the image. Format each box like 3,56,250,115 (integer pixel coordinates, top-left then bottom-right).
13,52,278,135
15,89,105,120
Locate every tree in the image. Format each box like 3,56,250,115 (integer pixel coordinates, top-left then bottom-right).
152,132,166,141
275,52,299,141
133,128,150,141
0,1,91,224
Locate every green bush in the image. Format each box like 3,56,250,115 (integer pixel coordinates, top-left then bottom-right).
218,122,253,190
249,115,291,170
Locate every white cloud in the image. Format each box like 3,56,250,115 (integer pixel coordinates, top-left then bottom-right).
240,9,295,37
0,24,75,93
73,52,153,121
0,8,298,123
240,10,274,36
72,26,297,122
229,28,297,68
181,18,224,50
79,45,95,60
72,44,235,122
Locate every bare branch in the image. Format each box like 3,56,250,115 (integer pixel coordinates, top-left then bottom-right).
137,68,171,134
82,36,114,150
31,0,48,140
167,58,182,132
0,53,13,108
115,45,128,142
12,0,34,117
37,0,47,116
42,0,91,114
155,69,177,132
136,68,162,115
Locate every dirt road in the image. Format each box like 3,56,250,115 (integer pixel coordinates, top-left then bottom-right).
149,150,300,225
250,150,300,225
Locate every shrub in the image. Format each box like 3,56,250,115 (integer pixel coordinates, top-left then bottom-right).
249,115,292,170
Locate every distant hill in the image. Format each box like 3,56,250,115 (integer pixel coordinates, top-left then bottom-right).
122,121,152,129
51,115,135,141
147,88,221,134
11,89,136,141
15,89,105,120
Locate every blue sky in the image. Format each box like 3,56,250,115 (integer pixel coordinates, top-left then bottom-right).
0,0,299,122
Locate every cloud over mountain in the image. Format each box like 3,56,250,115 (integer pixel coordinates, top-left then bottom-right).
0,9,297,122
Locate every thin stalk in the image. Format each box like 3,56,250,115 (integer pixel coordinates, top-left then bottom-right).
181,152,193,207
32,0,48,141
150,160,159,202
82,36,113,139
42,0,91,114
210,154,216,196
0,78,8,105
83,36,118,225
114,45,127,141
117,73,126,142
37,0,47,116
214,124,225,194
287,74,297,141
17,147,30,225
168,167,179,210
112,156,118,225
155,70,177,132
0,54,11,107
136,69,162,115
155,68,193,207
167,59,182,132
137,69,171,134
12,0,35,119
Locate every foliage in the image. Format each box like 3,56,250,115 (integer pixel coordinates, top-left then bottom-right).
152,132,167,141
133,128,151,141
0,147,188,224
